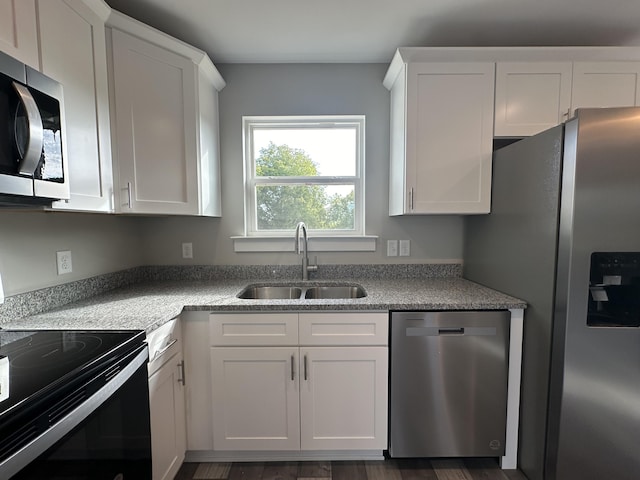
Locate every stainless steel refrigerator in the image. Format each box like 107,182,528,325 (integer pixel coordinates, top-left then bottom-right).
464,107,640,480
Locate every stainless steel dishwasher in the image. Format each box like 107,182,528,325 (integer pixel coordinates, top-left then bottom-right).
389,310,510,458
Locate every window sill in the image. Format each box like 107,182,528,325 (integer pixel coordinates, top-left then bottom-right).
232,235,378,253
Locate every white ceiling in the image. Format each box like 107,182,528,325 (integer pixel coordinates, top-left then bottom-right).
104,0,640,64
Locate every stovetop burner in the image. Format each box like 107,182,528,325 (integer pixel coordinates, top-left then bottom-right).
9,334,104,370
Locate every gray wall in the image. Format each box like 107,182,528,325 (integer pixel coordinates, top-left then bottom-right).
0,64,465,297
0,211,142,296
138,63,464,266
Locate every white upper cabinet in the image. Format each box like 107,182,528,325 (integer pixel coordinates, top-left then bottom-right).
38,0,114,213
493,53,640,137
0,0,39,68
385,55,494,215
495,62,573,137
106,11,225,216
571,62,640,112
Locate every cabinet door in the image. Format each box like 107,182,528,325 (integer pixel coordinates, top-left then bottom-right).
495,62,572,137
211,347,300,450
182,312,213,451
148,353,187,480
0,0,38,68
406,62,494,214
299,347,388,450
110,28,198,215
571,62,640,113
38,0,114,212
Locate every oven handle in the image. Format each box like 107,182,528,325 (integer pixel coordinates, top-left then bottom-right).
0,345,149,480
12,81,44,176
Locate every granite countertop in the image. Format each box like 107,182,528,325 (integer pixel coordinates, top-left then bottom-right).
1,277,526,334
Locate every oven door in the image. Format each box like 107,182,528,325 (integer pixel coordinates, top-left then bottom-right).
3,346,152,480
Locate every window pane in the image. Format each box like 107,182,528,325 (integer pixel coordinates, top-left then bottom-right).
253,128,356,177
256,184,355,231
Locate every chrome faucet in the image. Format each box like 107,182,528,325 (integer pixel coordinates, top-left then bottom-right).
294,222,318,280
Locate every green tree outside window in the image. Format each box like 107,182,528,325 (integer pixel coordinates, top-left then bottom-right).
255,142,355,230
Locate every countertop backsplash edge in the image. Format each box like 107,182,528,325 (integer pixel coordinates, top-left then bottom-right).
0,263,462,325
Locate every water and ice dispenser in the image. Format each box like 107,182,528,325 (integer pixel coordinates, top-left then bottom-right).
588,252,640,327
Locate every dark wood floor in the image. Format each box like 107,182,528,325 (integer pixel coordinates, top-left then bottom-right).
174,458,529,480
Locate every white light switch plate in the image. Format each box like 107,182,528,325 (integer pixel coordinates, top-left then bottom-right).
387,240,398,256
399,239,411,256
182,242,193,259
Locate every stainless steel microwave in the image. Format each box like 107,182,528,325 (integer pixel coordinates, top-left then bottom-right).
0,50,69,206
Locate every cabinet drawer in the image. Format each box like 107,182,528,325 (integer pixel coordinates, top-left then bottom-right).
210,313,299,346
147,317,182,376
299,312,388,346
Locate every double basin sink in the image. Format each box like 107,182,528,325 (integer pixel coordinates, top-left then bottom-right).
237,283,367,300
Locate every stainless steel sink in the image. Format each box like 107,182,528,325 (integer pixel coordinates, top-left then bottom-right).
237,285,303,299
304,285,367,299
236,283,367,300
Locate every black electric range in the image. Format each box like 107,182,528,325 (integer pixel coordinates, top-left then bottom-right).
0,330,150,479
0,330,145,418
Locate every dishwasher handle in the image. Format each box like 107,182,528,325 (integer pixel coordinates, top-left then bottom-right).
438,327,464,335
406,326,496,337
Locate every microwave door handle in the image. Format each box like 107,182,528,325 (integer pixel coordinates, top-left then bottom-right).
12,82,43,176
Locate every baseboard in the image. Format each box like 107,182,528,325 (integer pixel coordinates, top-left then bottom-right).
184,450,385,463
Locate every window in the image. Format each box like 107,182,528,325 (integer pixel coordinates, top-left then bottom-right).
243,116,365,237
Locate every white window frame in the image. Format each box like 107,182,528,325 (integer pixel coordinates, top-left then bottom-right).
242,115,367,239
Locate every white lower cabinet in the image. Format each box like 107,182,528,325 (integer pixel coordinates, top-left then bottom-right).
299,346,388,451
211,346,300,451
209,312,388,455
147,319,186,480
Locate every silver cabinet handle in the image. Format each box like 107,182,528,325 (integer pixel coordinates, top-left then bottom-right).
291,355,295,381
152,338,177,361
12,82,43,176
303,354,308,381
125,182,132,208
177,359,186,386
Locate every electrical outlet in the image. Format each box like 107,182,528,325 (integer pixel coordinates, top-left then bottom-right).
387,240,398,257
182,242,193,259
56,250,72,275
399,239,411,257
